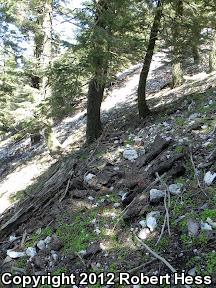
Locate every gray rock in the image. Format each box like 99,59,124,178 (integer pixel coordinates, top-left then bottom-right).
188,267,196,276
150,189,165,203
26,247,37,258
204,171,216,186
168,184,182,195
37,240,46,251
146,211,160,232
123,148,138,161
139,220,147,228
84,173,97,187
201,221,212,231
187,219,200,236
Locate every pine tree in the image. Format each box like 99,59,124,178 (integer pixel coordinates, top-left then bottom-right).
138,0,164,118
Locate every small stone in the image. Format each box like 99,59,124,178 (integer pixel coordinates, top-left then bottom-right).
188,267,196,276
7,250,26,259
113,203,121,208
123,148,138,161
146,211,160,232
187,219,200,236
84,173,97,187
9,235,17,243
168,184,182,195
139,220,147,228
94,228,101,235
201,221,212,231
138,228,151,240
150,189,165,203
26,247,37,258
206,218,216,229
88,196,94,201
204,171,216,186
37,240,46,251
44,236,52,245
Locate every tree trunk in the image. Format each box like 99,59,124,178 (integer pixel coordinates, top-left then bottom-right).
138,0,163,118
172,0,184,87
86,79,104,143
41,0,61,154
209,31,216,72
191,20,201,65
86,0,109,144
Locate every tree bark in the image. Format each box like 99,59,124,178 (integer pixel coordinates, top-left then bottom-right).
172,0,184,87
191,20,201,65
209,31,216,72
138,0,163,118
86,0,109,143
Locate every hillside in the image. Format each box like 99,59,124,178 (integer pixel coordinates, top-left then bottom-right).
0,48,216,287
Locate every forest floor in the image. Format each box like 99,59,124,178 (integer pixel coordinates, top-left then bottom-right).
0,49,216,287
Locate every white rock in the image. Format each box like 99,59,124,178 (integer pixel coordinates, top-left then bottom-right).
7,250,26,259
204,171,216,186
150,189,165,203
113,203,121,208
37,240,46,250
123,148,138,161
206,218,216,229
51,251,58,262
26,247,37,257
9,235,17,243
187,219,200,236
88,196,94,201
94,228,101,235
138,228,151,240
146,211,160,232
139,220,147,228
114,140,119,144
201,221,212,231
44,236,52,245
169,184,182,195
84,173,97,186
188,267,196,276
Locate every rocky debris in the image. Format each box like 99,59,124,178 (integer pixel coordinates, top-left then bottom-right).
32,255,47,269
26,247,37,258
146,211,160,232
83,242,102,259
150,189,165,204
138,135,171,168
206,218,216,229
123,148,138,161
37,240,46,251
188,267,196,276
201,221,212,231
84,173,98,187
7,250,26,259
138,228,151,240
49,235,63,251
187,219,200,237
168,183,182,195
204,171,216,186
9,235,17,243
139,220,147,228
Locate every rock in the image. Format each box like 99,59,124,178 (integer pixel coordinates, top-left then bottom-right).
188,113,200,121
188,267,196,276
113,203,121,208
187,219,200,236
26,247,37,258
138,228,151,240
201,221,212,231
123,148,138,161
168,183,182,195
139,220,147,228
9,235,17,243
146,211,160,232
7,250,26,259
37,240,46,251
49,235,63,251
150,189,165,203
83,242,102,258
204,171,216,186
44,236,52,245
51,251,58,262
88,196,95,201
206,218,216,229
84,173,97,187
